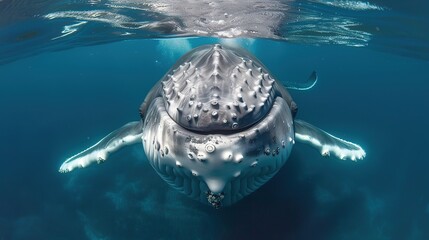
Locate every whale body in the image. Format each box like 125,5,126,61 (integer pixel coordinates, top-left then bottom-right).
59,44,365,208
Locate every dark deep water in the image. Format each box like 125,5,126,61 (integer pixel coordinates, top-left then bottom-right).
1,1,429,239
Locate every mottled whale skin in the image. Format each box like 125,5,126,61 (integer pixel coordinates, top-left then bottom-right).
59,44,366,208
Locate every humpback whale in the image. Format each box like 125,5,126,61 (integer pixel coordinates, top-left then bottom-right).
59,44,365,208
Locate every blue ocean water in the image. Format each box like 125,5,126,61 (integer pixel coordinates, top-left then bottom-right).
1,1,428,240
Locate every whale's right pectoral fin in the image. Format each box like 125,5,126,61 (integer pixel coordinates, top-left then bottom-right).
294,119,366,161
59,121,143,173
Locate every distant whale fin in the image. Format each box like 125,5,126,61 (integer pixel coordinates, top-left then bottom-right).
294,119,366,161
284,71,318,90
59,121,143,173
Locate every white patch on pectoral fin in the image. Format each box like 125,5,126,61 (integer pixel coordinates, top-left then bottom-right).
294,119,366,161
59,121,143,173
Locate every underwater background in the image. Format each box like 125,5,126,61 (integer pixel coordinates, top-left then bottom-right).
0,0,428,239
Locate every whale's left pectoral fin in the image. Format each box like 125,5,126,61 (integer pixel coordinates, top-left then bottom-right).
294,119,366,161
59,121,143,173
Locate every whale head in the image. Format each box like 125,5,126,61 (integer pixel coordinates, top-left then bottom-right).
142,44,295,207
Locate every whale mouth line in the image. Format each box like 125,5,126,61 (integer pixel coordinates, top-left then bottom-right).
177,106,274,135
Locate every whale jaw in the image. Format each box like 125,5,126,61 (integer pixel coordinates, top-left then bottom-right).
142,96,294,207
